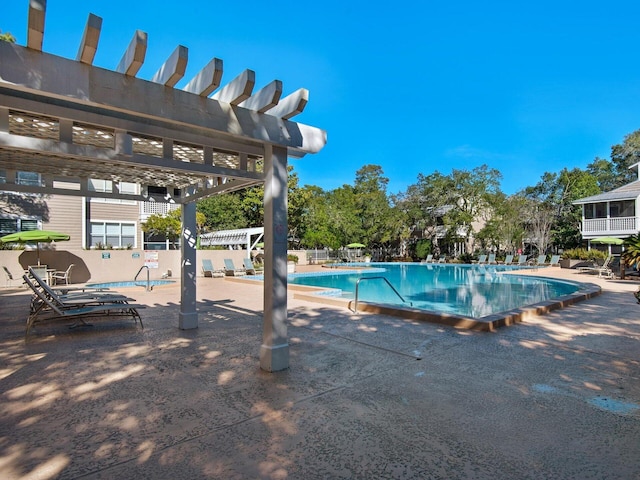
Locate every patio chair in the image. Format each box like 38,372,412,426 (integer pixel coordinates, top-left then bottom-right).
421,254,434,264
437,255,447,263
577,255,614,278
23,274,145,337
475,254,488,264
517,255,529,266
531,255,547,266
243,258,257,275
487,253,497,264
51,264,74,285
545,255,561,266
501,254,514,265
3,266,25,288
202,259,224,278
223,258,246,276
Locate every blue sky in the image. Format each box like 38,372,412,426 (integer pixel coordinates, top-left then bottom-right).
4,1,640,195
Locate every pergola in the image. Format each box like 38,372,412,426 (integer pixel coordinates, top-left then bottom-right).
0,2,326,371
200,227,264,254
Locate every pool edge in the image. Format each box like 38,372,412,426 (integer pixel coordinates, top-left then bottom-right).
292,281,602,332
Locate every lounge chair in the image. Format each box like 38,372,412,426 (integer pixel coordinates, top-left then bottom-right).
223,258,246,276
243,258,257,275
531,255,547,266
545,255,561,266
517,255,529,266
23,274,145,337
202,259,224,278
421,254,434,263
501,254,514,265
3,266,24,288
51,264,74,285
437,255,447,263
28,267,130,311
577,255,614,278
487,253,497,264
475,254,488,264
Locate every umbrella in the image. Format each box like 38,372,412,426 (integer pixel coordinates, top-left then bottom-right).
346,243,366,248
0,230,70,265
591,236,624,245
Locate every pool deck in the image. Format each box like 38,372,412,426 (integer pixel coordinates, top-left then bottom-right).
1,265,640,479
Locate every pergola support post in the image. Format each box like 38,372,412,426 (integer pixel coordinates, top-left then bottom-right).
260,145,289,372
179,201,198,329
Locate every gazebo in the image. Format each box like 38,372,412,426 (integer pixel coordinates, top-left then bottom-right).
200,227,264,255
0,3,326,371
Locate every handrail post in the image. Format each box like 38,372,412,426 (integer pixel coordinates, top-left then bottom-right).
352,276,411,313
134,265,151,291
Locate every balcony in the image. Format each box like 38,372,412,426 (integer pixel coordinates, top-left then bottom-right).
581,216,638,237
140,202,180,220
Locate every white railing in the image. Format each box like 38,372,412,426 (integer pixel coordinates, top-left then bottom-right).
141,202,180,216
582,216,638,233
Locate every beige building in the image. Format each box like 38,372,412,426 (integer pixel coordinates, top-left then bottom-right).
1,179,179,251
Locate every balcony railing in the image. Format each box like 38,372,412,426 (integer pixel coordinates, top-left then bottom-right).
582,216,638,234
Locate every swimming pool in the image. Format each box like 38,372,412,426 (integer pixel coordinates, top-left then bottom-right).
288,263,584,319
85,280,177,289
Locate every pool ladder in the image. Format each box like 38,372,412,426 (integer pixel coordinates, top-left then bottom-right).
352,276,412,314
134,265,152,291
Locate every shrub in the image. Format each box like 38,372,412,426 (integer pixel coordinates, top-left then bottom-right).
562,248,607,261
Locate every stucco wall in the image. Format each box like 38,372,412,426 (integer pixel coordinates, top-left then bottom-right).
1,248,309,284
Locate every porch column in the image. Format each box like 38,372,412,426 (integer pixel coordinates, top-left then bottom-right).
261,144,289,372
179,201,198,329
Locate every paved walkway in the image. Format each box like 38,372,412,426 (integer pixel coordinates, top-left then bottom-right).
0,266,639,479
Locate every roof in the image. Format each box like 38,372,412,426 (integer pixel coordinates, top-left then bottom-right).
200,227,264,246
573,180,640,204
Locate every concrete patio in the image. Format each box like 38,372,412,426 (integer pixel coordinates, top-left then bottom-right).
1,266,639,479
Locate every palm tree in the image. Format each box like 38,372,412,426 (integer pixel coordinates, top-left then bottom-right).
622,233,640,269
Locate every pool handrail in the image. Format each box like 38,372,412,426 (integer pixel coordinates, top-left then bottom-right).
352,276,412,314
134,265,152,291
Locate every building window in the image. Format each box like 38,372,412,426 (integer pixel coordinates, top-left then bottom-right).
90,222,136,248
88,178,138,204
0,217,40,235
16,171,42,186
609,200,635,218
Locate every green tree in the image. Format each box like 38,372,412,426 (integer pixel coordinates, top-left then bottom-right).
0,30,16,43
622,234,640,269
447,165,502,251
353,164,395,247
197,193,247,231
609,129,640,188
141,208,205,249
300,185,340,249
524,167,600,251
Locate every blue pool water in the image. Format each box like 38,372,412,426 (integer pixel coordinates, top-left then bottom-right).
85,280,176,289
288,263,580,319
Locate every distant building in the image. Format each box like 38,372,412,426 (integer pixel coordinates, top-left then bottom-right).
573,163,640,247
0,173,180,250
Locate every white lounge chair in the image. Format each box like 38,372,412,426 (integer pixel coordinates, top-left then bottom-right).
421,254,434,263
224,259,246,276
501,254,514,265
577,255,614,278
243,258,257,275
202,259,224,277
545,255,561,266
